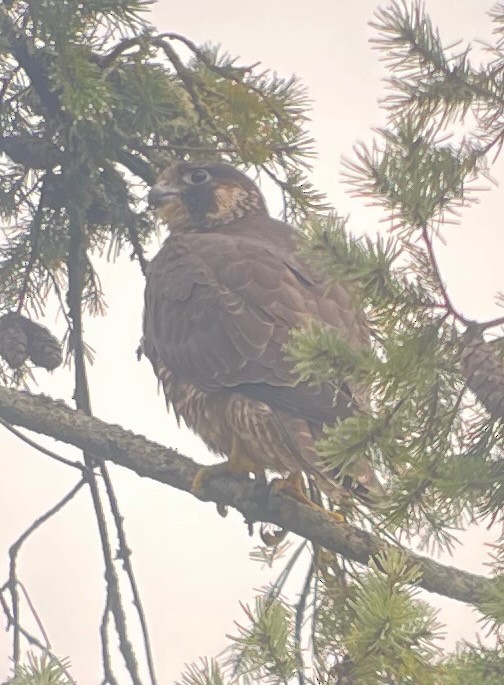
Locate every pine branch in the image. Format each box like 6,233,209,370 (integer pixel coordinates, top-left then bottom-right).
0,385,496,610
2,480,85,673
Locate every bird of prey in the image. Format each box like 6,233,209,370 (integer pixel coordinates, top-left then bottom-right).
143,161,383,516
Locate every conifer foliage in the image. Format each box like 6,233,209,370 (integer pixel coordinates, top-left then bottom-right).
0,1,319,682
1,1,504,684
176,2,504,683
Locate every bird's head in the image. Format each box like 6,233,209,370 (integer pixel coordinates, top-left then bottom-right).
148,161,267,232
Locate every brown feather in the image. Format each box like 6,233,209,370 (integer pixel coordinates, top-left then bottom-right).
143,162,384,500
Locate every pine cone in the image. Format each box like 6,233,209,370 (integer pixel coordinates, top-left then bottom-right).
0,313,62,371
0,314,29,368
23,318,63,370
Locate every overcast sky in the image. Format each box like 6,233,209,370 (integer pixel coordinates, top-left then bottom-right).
1,1,503,682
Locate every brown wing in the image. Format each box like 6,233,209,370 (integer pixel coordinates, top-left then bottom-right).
143,225,368,427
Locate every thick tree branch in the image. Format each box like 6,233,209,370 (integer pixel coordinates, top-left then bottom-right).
116,149,156,186
0,135,63,170
0,8,60,115
66,213,145,685
0,385,495,609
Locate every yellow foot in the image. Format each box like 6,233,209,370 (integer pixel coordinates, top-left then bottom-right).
270,473,345,523
326,509,345,523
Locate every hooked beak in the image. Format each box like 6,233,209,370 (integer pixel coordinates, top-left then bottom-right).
148,183,181,209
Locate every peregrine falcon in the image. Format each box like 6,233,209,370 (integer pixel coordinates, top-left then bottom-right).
143,162,383,515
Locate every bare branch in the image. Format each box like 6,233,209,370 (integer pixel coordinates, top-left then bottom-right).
100,465,158,685
0,590,77,685
100,600,120,685
421,224,470,325
0,135,63,170
66,216,145,685
151,37,211,125
116,149,156,185
294,561,313,685
1,479,85,670
0,385,495,609
97,35,145,71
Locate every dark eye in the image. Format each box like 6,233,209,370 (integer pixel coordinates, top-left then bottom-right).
183,168,211,185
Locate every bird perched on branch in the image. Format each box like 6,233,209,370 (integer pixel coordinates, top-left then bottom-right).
142,161,383,517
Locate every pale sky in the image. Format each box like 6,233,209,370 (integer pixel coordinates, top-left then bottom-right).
1,1,503,682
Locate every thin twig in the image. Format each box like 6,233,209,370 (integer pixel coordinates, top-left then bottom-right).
477,314,504,331
476,129,504,164
268,541,308,602
101,467,158,685
17,581,50,649
66,212,143,685
0,591,77,685
160,33,289,123
136,143,238,154
421,224,470,325
116,148,156,185
136,142,300,156
4,479,85,589
98,35,144,70
42,264,74,330
294,562,314,685
3,479,85,669
311,566,321,661
100,32,278,126
0,417,89,472
151,37,210,124
100,600,120,685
